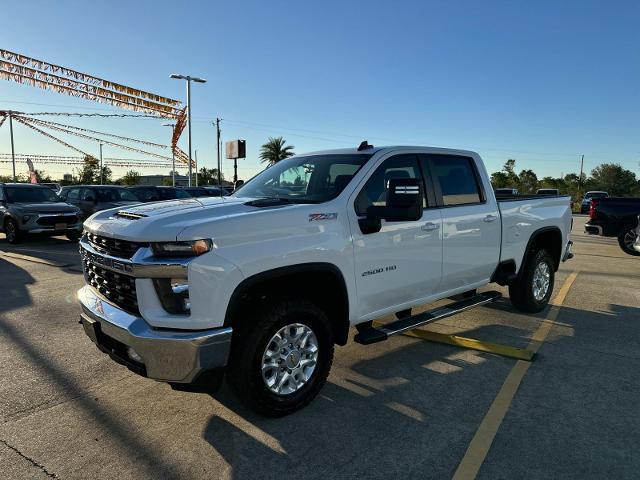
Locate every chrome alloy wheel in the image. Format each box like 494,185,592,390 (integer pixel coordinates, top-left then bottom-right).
532,261,551,301
623,229,636,250
261,323,319,396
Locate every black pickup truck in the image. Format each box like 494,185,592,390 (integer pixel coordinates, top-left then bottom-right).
585,197,640,255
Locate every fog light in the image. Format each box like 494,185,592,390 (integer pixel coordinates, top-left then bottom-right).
152,278,190,314
127,347,143,363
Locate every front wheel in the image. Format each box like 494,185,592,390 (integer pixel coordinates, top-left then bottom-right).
617,225,640,256
509,249,555,313
227,298,334,417
4,218,24,244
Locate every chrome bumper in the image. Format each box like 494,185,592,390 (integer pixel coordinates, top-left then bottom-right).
562,240,574,261
78,285,232,383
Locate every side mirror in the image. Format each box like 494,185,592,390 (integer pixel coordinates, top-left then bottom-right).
359,178,424,234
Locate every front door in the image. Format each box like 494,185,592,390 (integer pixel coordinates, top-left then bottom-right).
349,153,443,318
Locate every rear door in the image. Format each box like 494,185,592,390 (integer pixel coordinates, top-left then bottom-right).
423,154,500,292
349,153,443,317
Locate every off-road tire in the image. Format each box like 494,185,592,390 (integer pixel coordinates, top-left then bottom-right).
617,224,640,256
509,249,555,313
226,297,334,417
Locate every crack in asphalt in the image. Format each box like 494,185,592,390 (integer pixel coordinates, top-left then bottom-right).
1,438,60,479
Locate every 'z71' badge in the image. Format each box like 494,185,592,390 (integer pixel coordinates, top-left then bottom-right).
309,213,338,222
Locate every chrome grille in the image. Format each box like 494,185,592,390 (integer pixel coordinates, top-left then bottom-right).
83,256,139,315
86,233,146,259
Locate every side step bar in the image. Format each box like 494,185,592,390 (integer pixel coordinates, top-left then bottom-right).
354,290,502,345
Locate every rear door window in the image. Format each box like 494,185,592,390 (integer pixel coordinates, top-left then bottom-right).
428,155,484,206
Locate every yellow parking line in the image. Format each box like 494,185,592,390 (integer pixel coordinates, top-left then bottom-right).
399,329,534,361
452,272,579,480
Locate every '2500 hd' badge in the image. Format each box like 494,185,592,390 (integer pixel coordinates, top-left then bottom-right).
309,213,338,222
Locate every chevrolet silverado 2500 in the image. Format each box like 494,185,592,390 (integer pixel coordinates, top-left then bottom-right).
78,144,573,416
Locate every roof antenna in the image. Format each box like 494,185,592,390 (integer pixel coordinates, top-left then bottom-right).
357,140,373,151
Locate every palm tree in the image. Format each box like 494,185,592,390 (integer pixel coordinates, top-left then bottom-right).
259,137,295,165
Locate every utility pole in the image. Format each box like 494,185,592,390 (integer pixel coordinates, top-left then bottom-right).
8,111,16,182
99,143,104,185
216,118,222,197
578,154,584,199
194,149,198,186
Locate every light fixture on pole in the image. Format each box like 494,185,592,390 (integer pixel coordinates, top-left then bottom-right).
162,123,176,186
170,73,206,187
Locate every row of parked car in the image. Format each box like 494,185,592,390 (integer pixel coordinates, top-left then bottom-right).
0,183,233,244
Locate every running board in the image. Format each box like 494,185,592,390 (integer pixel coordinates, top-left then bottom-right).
354,291,502,345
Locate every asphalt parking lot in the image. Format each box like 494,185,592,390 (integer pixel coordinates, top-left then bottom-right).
1,216,638,479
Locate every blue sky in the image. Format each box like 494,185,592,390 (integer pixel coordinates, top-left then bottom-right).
1,0,638,180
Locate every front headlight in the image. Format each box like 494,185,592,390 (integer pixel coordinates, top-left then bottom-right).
151,239,212,257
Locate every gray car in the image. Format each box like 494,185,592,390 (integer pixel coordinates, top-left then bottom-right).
0,183,83,244
59,185,140,220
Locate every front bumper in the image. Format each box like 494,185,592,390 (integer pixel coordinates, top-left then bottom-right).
78,285,232,383
562,240,574,261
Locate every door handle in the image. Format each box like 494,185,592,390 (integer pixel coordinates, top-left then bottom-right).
421,222,440,232
483,214,498,223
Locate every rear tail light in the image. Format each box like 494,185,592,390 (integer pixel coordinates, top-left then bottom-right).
589,199,598,219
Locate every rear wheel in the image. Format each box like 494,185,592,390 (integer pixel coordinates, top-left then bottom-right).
4,218,24,244
227,298,334,417
509,249,555,313
617,225,640,256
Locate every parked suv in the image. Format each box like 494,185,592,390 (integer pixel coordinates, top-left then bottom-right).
59,185,140,220
0,183,82,243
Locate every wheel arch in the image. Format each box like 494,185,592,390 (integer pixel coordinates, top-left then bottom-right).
224,263,351,345
520,226,563,273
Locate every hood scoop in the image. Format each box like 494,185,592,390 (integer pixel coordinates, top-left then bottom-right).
115,211,148,220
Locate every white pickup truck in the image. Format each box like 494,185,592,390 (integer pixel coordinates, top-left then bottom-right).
78,144,573,416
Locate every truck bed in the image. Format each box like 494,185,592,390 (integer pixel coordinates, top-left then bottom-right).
498,195,572,271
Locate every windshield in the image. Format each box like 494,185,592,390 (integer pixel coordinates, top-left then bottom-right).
232,153,373,203
6,186,60,203
94,188,139,202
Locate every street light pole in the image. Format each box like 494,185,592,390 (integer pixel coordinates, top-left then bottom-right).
99,143,104,185
8,111,16,182
170,74,206,187
162,123,176,186
194,149,198,186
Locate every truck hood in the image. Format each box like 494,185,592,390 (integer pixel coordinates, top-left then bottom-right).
11,202,78,213
83,196,291,241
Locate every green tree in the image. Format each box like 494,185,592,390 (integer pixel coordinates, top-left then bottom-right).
517,169,539,194
259,137,295,165
33,169,53,183
590,163,637,196
490,171,510,188
198,167,224,185
78,156,99,184
502,159,519,186
120,170,141,186
99,166,113,184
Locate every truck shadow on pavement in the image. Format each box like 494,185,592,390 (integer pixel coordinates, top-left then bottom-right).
202,299,640,480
